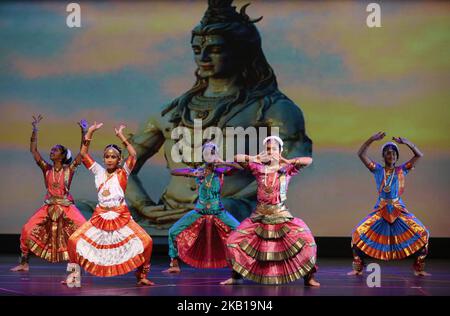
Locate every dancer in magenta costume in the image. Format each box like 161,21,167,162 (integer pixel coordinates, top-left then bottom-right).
222,136,319,286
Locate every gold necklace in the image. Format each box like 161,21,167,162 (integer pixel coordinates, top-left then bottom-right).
383,167,395,193
51,167,63,189
204,171,214,189
263,165,277,194
101,171,116,197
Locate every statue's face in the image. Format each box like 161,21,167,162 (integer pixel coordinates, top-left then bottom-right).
192,35,237,78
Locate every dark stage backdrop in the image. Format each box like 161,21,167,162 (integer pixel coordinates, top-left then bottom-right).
0,1,449,237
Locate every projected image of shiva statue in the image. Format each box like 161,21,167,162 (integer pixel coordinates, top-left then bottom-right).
122,0,312,233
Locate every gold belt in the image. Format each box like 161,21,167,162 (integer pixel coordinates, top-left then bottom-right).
255,203,289,215
380,197,399,205
97,203,126,211
44,197,72,207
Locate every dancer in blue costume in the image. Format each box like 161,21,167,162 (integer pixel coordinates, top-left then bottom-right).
163,143,240,273
348,132,430,277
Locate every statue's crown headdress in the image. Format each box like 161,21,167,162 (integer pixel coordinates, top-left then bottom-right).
200,0,262,27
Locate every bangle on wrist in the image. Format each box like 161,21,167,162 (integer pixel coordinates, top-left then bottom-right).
83,137,91,146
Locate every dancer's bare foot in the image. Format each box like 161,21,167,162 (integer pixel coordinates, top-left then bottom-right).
305,278,320,287
62,272,81,288
220,278,244,285
347,270,363,276
162,266,181,274
10,264,29,272
137,278,155,286
414,270,431,277
163,259,181,273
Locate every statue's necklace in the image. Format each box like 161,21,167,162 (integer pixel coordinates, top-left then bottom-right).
185,94,235,126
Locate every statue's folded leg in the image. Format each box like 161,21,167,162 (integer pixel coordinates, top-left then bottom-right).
74,200,97,220
141,206,188,223
221,197,256,222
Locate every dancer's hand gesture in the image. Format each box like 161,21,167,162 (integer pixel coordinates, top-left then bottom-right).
370,131,385,141
257,152,271,163
213,157,224,164
32,114,43,131
88,121,103,134
271,152,283,162
114,124,126,138
392,136,408,145
192,169,204,177
78,119,88,132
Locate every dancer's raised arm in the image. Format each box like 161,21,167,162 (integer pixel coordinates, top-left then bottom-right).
70,119,88,168
115,124,136,157
80,122,103,157
392,136,423,169
358,132,385,170
30,115,45,167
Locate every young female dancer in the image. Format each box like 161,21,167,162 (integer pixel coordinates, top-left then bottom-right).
221,136,319,286
11,115,87,272
163,142,240,273
65,122,154,287
348,132,430,276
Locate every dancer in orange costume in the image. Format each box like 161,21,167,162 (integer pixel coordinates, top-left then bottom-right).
11,115,87,272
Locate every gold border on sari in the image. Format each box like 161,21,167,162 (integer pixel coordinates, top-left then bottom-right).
238,238,305,261
254,225,291,239
27,239,70,262
27,210,78,263
230,257,316,285
77,254,145,277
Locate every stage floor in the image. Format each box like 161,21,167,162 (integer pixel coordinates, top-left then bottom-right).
1,255,449,296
